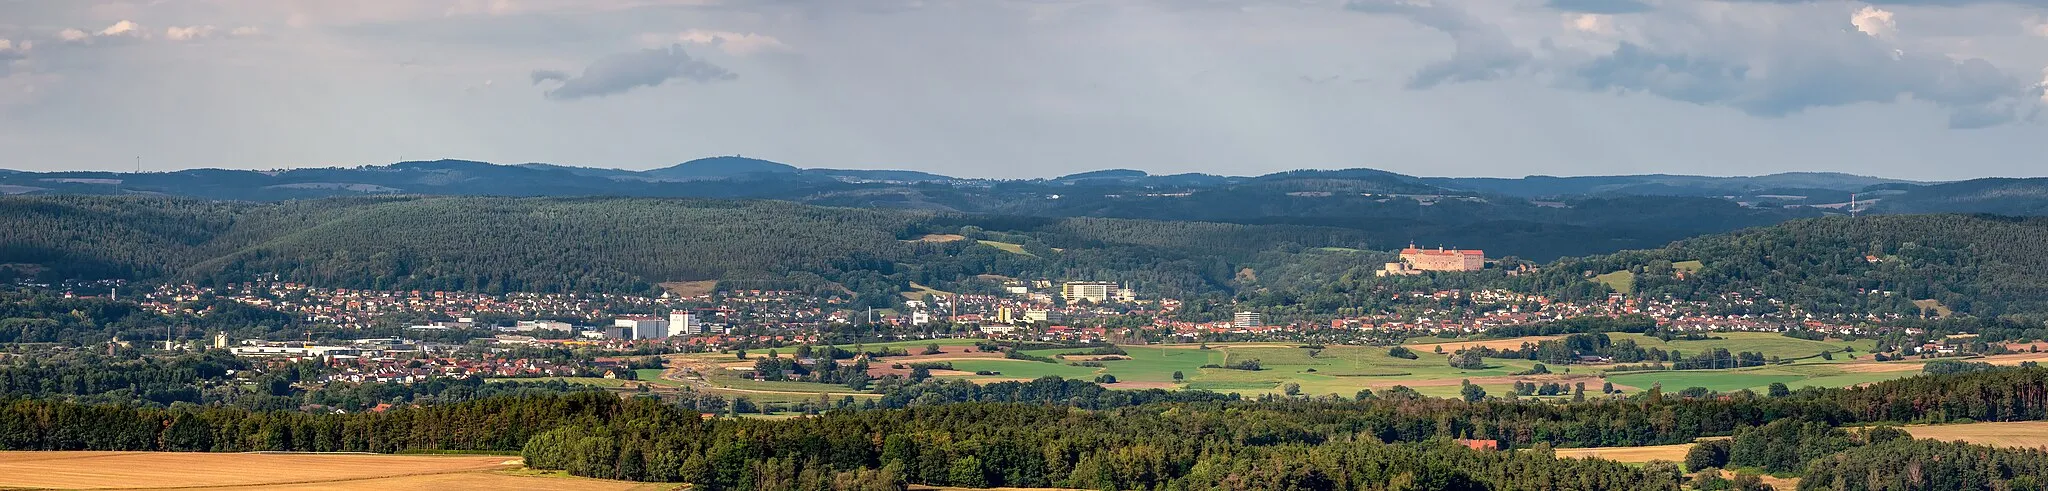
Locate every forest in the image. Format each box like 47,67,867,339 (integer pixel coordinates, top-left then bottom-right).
5,368,2048,490
0,195,1376,305
10,196,2048,323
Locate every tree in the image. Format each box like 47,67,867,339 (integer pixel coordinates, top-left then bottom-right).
922,343,942,355
1766,383,1790,398
1684,439,1731,472
1460,380,1487,402
1282,383,1302,396
1449,351,1486,370
1354,389,1376,400
1171,371,1184,383
948,455,987,488
1602,381,1615,394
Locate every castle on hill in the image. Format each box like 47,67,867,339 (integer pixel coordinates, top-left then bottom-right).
1378,243,1486,276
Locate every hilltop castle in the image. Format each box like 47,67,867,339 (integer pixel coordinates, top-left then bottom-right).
1378,243,1486,276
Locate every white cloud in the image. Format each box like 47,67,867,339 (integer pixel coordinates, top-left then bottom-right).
58,29,90,42
2027,17,2048,37
651,30,794,56
99,20,143,38
1569,13,1614,34
232,27,264,37
166,26,217,41
1852,6,1897,38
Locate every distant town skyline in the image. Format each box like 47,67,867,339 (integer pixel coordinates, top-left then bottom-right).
2,0,2045,180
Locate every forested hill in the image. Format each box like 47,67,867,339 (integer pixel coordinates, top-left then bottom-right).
1553,214,2048,320
0,196,1378,304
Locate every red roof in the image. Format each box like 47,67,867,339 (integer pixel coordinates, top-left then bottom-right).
1402,248,1484,256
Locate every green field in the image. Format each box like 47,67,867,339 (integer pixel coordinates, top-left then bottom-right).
978,344,1542,396
1673,260,1704,273
977,240,1036,257
1594,270,1635,293
944,359,1101,379
1608,332,1871,361
1607,371,1807,393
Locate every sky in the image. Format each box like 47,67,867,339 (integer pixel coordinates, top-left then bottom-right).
1,0,2045,180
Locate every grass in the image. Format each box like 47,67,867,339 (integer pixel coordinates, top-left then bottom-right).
1913,299,1953,317
1606,370,1807,393
1610,332,1872,361
1594,270,1635,293
942,359,1100,379
977,240,1038,257
901,282,951,300
1672,260,1704,273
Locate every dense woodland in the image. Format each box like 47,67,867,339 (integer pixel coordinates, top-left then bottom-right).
5,368,2048,490
0,196,1378,304
10,196,2048,323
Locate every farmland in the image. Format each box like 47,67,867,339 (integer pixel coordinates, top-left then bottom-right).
670,333,1905,400
1902,421,2048,450
0,451,674,490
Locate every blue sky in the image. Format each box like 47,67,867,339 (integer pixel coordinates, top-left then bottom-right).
0,0,2044,179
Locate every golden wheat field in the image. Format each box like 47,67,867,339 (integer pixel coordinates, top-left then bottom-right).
1902,421,2048,450
0,451,676,490
1550,442,1696,463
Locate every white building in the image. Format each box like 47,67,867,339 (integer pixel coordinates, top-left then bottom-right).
1061,281,1121,304
668,312,699,336
911,311,932,326
614,316,668,340
1233,312,1264,329
514,320,572,332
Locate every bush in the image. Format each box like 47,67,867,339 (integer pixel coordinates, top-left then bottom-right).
1387,346,1420,359
1683,439,1731,472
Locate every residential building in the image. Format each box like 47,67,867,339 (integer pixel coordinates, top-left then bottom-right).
1233,311,1264,328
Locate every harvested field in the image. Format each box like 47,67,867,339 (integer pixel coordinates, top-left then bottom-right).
1552,443,1693,463
657,280,717,298
908,234,968,243
1903,421,2048,450
0,451,673,490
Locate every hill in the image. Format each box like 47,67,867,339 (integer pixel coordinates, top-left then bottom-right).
1425,172,1917,198
0,196,1375,304
643,156,800,180
1553,214,2048,319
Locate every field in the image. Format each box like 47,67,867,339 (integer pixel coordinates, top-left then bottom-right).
1552,442,1697,463
1903,421,2048,449
1594,270,1635,293
0,451,675,490
977,240,1036,256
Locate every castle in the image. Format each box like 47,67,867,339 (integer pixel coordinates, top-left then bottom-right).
1378,243,1486,276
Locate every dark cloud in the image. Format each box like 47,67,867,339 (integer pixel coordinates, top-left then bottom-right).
530,44,736,101
1344,0,1530,89
1563,35,2041,128
1546,0,1653,14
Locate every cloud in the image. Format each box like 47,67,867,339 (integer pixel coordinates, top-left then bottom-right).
2027,16,2048,37
99,20,143,38
1570,13,1616,33
1344,0,1531,89
166,26,217,41
651,29,793,56
1368,0,2042,128
1546,0,1653,14
57,20,151,44
530,44,736,100
1559,11,2041,128
1852,6,1897,37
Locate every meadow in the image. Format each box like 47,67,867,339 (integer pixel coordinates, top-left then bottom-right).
669,332,1897,399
